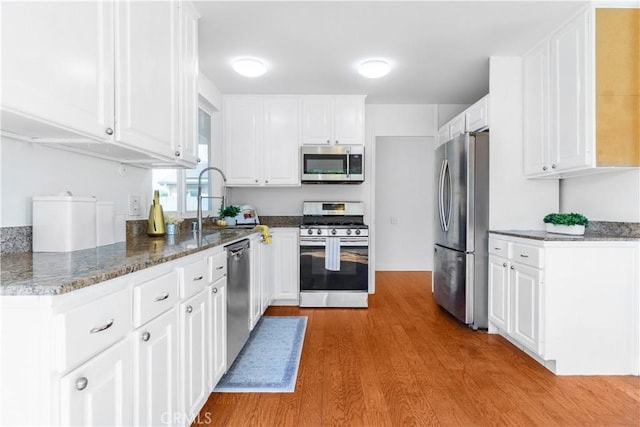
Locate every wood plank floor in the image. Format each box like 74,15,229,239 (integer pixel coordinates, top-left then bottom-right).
197,271,640,426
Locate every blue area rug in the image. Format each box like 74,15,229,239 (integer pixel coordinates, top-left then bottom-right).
214,316,307,393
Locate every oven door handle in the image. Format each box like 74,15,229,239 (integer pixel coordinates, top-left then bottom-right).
300,238,327,246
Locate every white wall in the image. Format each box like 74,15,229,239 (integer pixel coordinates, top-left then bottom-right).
489,56,559,230
375,136,434,271
560,169,640,222
1,137,150,227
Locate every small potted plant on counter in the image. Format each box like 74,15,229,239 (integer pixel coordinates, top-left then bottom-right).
165,214,183,235
218,205,241,226
543,212,589,235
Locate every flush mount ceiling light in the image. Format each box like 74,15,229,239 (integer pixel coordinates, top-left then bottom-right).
232,58,267,77
357,60,391,78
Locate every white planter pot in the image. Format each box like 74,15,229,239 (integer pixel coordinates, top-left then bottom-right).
545,223,585,235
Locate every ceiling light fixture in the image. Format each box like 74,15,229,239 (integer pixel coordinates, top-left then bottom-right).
232,58,267,77
358,60,391,78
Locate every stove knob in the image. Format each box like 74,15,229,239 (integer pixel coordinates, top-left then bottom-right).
346,229,352,235
307,229,313,235
355,229,361,235
317,229,322,235
331,229,337,235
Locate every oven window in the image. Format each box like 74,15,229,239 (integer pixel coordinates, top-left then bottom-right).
300,245,368,291
304,154,347,175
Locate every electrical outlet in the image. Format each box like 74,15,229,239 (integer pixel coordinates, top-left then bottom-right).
128,195,140,216
391,216,400,225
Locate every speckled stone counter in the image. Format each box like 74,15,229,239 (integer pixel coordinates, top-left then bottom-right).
491,221,640,242
0,229,257,296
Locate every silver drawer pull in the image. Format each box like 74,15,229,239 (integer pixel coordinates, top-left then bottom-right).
89,319,114,334
519,254,529,258
193,275,204,281
212,287,218,294
494,247,501,250
216,266,224,270
186,305,193,313
142,332,151,342
154,293,170,302
76,377,88,391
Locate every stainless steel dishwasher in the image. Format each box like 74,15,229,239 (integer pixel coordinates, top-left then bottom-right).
225,239,251,367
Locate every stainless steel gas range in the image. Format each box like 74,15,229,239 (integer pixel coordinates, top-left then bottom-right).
299,201,369,308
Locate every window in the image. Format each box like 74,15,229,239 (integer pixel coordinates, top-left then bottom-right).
151,103,221,217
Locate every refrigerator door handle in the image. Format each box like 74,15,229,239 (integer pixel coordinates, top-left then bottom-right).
438,159,446,231
443,159,451,231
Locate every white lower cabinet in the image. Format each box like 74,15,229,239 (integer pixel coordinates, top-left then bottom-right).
488,233,639,375
270,229,300,304
208,277,227,389
179,288,209,426
59,337,132,426
132,308,179,427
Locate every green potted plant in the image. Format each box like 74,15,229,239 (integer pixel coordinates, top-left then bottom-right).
218,205,241,226
543,212,589,235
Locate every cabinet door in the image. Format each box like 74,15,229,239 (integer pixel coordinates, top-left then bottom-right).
176,1,199,167
116,0,179,160
488,255,510,332
263,97,300,185
465,95,489,132
249,241,262,330
333,96,364,145
60,338,131,426
301,96,332,145
180,289,209,425
549,10,590,172
209,279,227,389
1,1,114,140
271,230,300,302
223,97,262,185
523,41,551,176
133,308,179,427
260,241,273,313
510,264,543,354
449,113,466,139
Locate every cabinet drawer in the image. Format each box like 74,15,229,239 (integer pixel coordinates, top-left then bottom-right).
180,257,208,298
56,288,132,372
488,238,509,256
209,251,227,283
511,243,543,268
133,271,179,327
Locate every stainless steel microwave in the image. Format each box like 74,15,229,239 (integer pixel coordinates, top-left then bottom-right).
301,145,364,183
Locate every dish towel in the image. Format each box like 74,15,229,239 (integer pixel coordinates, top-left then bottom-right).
325,237,341,271
253,225,272,244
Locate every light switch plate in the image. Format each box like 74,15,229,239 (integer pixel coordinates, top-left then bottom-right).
128,195,140,216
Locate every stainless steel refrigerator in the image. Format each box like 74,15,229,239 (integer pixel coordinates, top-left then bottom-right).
433,132,489,329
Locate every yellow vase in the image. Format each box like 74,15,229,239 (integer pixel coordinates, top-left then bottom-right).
147,190,166,237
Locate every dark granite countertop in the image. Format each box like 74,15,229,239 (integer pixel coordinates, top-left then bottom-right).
490,230,640,242
0,229,258,296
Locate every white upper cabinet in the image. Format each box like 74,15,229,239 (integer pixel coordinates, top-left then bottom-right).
523,41,550,175
437,124,450,147
301,95,365,145
523,7,639,178
223,95,300,187
116,0,179,161
0,0,200,168
1,1,115,140
448,113,466,139
465,94,490,132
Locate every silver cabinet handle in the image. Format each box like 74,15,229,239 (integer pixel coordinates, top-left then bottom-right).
494,247,501,251
551,164,557,169
105,128,113,135
265,180,269,184
326,140,330,144
186,305,193,313
520,254,529,258
510,265,515,270
502,262,507,267
142,332,151,342
335,140,339,144
76,377,88,391
216,266,224,270
154,293,169,302
193,275,204,282
255,179,259,183
89,319,114,334
212,287,218,294
542,166,548,171
175,151,181,157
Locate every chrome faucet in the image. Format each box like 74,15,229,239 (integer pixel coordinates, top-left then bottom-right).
197,167,227,233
